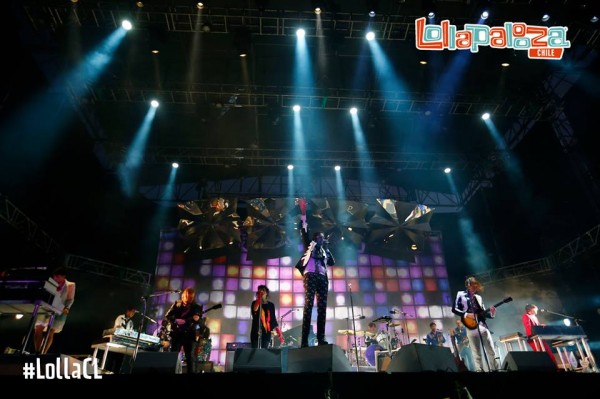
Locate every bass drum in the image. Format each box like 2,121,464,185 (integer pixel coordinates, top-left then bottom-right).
365,344,384,367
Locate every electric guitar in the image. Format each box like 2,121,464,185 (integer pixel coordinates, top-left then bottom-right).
462,296,513,330
170,303,222,335
194,303,222,340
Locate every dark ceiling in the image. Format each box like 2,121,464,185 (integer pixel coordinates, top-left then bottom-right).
1,0,599,273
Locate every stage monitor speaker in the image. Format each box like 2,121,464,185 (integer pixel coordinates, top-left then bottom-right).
131,351,181,374
225,342,253,372
386,343,458,373
232,348,288,373
287,344,352,373
502,351,557,371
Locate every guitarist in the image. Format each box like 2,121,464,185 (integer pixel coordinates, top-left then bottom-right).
165,287,204,373
451,276,499,372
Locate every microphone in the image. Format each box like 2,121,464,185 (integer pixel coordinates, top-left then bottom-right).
411,339,417,344
539,309,546,313
359,316,366,319
172,289,182,293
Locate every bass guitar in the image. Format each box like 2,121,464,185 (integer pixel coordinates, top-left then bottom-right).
462,296,513,330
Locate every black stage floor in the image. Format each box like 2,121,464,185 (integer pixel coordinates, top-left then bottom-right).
3,370,600,398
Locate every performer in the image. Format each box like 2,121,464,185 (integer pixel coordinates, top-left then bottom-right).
522,303,557,367
114,305,137,330
364,322,379,347
450,319,476,371
164,287,204,373
250,285,284,349
425,322,446,346
451,276,499,372
34,267,76,354
295,200,335,348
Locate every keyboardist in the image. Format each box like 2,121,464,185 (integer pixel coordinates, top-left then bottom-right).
114,305,138,331
522,303,557,367
34,267,76,354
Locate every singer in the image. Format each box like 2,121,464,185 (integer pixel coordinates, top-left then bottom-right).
164,287,204,373
251,285,284,349
295,199,335,348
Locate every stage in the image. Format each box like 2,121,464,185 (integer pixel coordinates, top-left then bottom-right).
2,343,599,398
2,369,600,398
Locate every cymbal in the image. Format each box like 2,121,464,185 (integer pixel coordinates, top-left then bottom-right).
337,329,365,336
372,316,392,323
364,331,376,337
389,322,402,327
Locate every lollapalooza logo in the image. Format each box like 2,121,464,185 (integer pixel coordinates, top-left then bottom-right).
415,17,570,60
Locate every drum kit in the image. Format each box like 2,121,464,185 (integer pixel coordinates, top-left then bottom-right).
339,315,405,367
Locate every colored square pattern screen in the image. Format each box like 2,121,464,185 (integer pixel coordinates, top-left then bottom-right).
150,229,456,366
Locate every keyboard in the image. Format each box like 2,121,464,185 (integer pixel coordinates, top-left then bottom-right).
531,325,586,341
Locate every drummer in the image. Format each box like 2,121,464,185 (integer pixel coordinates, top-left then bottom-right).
364,322,379,346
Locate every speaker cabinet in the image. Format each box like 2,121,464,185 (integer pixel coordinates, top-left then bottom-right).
286,344,352,373
502,351,557,371
131,351,181,374
387,344,458,372
232,348,288,373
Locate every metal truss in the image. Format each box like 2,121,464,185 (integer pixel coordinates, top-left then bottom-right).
548,223,600,267
475,223,600,285
472,258,555,286
0,195,152,287
85,84,519,116
0,195,64,260
459,60,589,208
127,145,482,170
140,177,463,212
24,2,599,50
64,254,152,288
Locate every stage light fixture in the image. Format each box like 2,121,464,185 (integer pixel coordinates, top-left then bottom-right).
366,31,375,41
481,112,490,120
122,20,133,30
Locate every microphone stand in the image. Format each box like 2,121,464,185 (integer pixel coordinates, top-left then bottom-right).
347,283,360,372
542,309,584,325
256,293,263,349
279,309,294,347
130,290,178,373
400,312,410,346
